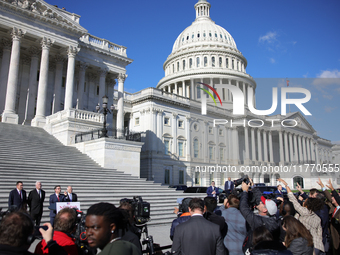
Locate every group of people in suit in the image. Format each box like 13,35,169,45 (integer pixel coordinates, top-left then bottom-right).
8,181,77,226
206,177,235,199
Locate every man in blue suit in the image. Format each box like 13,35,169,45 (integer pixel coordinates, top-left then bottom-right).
207,181,220,199
224,177,234,197
49,185,66,226
8,181,27,211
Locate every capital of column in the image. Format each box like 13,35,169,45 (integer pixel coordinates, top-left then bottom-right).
41,37,53,50
1,38,12,50
11,27,25,41
28,46,40,58
88,73,97,83
98,67,109,77
172,113,178,118
67,45,78,57
151,107,158,114
78,61,88,71
118,73,127,83
54,54,65,64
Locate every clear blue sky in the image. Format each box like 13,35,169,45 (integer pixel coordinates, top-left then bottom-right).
50,0,340,143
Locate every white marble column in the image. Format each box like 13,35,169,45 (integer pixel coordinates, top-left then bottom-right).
98,68,108,102
244,126,250,164
302,136,307,163
225,126,230,162
263,130,268,162
257,129,262,162
0,39,12,113
251,128,256,162
2,28,24,124
52,54,64,114
289,132,294,163
174,82,177,94
182,81,186,97
116,73,127,137
279,131,284,164
76,62,88,110
172,113,178,155
293,134,298,163
233,127,239,164
284,131,289,163
64,46,78,110
186,116,191,160
306,138,311,163
298,135,303,164
190,79,194,99
311,140,316,162
314,143,319,164
157,110,163,152
268,131,274,163
22,47,40,125
31,37,53,127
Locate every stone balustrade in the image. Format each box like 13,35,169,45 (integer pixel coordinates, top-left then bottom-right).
80,34,127,57
46,109,103,124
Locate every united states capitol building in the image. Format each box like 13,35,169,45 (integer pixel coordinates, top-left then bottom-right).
0,0,337,189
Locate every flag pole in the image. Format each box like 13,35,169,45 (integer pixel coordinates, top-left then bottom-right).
286,78,290,113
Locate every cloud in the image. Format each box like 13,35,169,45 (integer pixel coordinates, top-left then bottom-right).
303,72,309,78
324,106,336,113
259,31,278,44
323,94,333,100
317,70,340,78
270,58,275,64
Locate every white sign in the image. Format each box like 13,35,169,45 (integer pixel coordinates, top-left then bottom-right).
56,202,80,214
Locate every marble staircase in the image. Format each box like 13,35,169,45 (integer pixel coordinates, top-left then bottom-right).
0,123,199,226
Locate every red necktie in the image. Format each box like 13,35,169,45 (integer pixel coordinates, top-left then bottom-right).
57,195,60,202
332,208,338,218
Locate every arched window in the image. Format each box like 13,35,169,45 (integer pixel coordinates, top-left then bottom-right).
196,57,200,67
194,139,199,158
204,57,207,67
177,62,179,71
219,57,222,67
183,60,185,70
293,176,304,188
212,57,215,67
189,58,193,68
226,58,229,68
264,174,270,184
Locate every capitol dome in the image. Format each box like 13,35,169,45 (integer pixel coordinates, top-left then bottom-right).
172,1,237,54
157,0,256,112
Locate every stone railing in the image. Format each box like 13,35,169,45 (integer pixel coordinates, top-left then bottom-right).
79,33,127,57
46,109,103,124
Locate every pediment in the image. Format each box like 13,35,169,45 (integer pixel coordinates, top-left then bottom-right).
283,112,315,133
1,0,87,34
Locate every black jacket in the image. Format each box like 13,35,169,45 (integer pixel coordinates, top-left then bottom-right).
203,211,228,238
287,237,313,255
251,241,293,255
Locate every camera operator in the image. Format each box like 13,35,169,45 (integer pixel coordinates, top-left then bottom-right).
0,211,67,255
240,179,281,254
35,207,78,255
85,202,142,255
170,198,192,241
119,202,142,253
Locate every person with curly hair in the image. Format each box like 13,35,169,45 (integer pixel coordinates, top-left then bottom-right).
282,216,313,255
278,178,324,255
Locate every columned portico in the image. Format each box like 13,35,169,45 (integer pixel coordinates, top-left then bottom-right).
31,37,53,127
2,28,24,124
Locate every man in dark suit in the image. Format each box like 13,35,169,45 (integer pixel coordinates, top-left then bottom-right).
206,181,220,199
224,177,234,197
64,186,77,202
8,181,27,211
49,185,66,226
28,181,45,226
171,198,226,255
